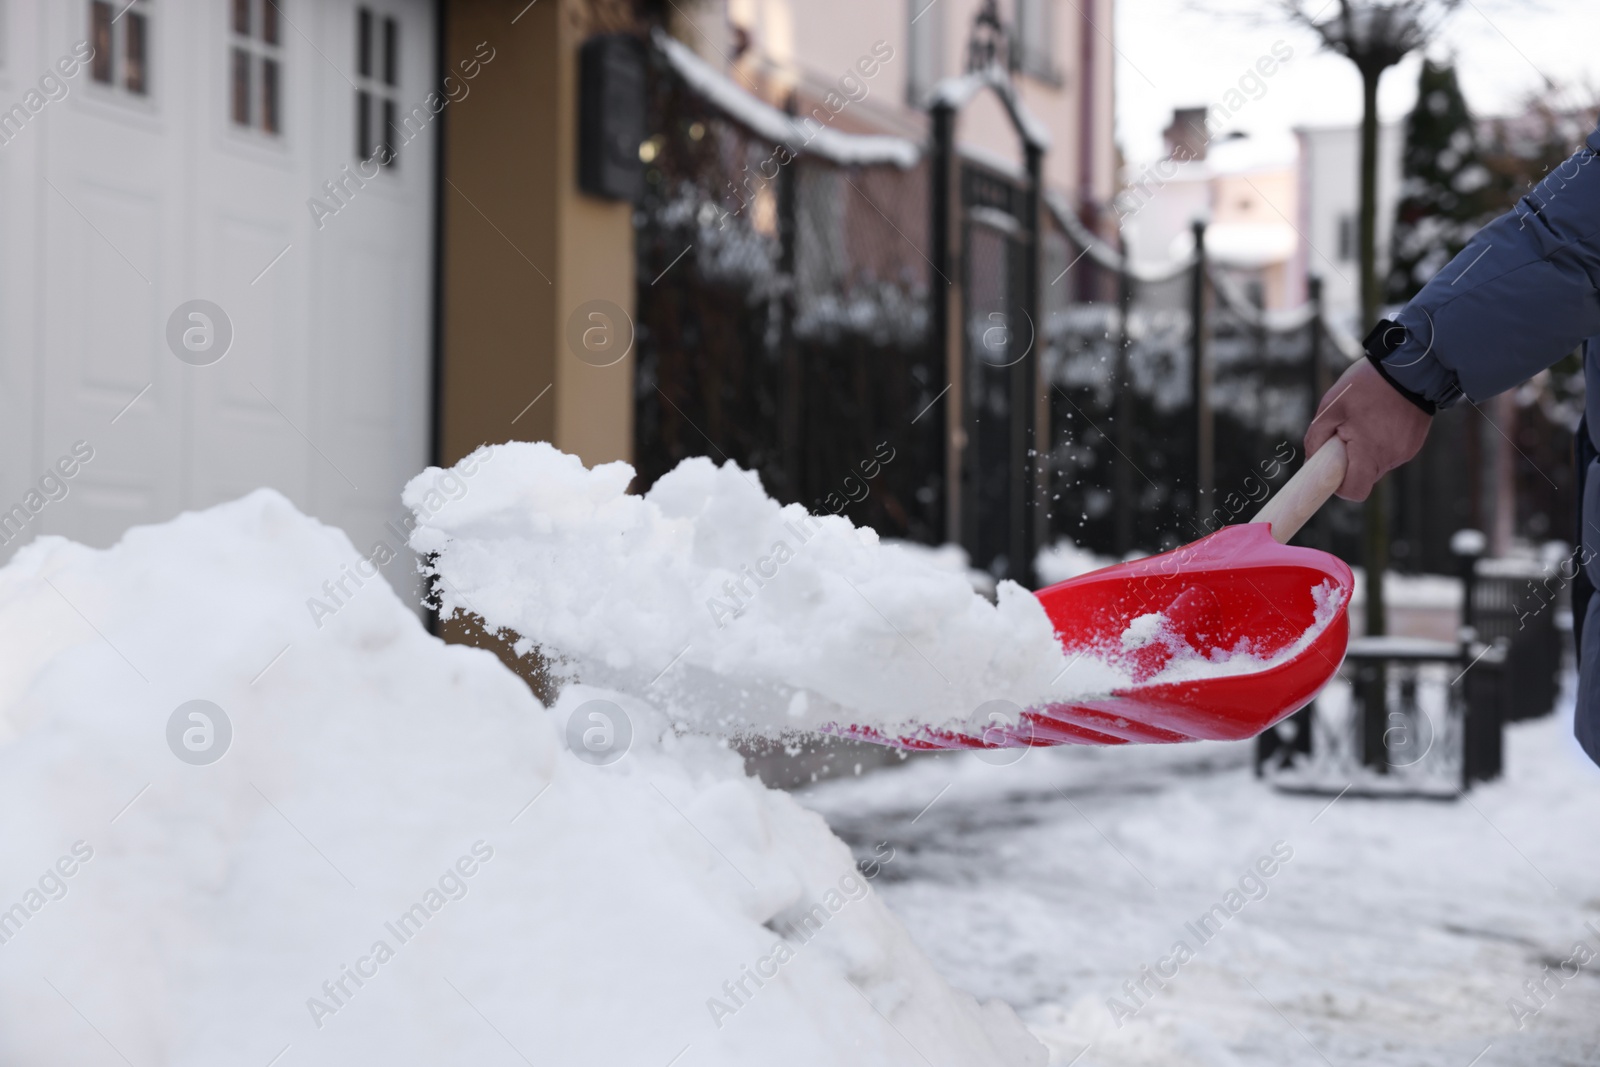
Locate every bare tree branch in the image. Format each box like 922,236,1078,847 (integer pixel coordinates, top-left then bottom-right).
1276,0,1462,73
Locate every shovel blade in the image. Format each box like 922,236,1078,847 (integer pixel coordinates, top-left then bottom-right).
869,524,1353,751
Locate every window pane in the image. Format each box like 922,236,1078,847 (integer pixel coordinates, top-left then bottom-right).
383,17,397,87
1015,0,1052,77
231,47,251,125
262,57,280,134
125,11,148,95
232,0,250,36
356,8,372,78
90,1,113,84
907,0,945,106
382,97,396,168
263,0,280,46
356,88,371,158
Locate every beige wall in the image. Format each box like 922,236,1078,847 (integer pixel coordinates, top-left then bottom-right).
437,0,636,675
438,0,1118,480
438,0,635,470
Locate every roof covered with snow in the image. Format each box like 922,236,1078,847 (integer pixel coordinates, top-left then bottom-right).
928,66,1051,152
654,30,921,169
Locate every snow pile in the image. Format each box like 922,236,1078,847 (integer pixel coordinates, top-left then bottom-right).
1035,538,1114,586
882,538,997,598
406,442,1117,737
0,490,1044,1065
1120,612,1167,649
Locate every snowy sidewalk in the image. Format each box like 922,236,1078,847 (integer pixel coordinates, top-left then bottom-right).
800,689,1600,1066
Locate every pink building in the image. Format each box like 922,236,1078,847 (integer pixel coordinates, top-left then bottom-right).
665,0,1119,220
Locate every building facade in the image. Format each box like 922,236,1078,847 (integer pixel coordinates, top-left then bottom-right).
669,0,1117,215
1,0,1117,598
1,0,440,596
1292,120,1404,333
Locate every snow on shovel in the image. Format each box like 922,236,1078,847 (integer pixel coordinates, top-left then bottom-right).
843,439,1354,751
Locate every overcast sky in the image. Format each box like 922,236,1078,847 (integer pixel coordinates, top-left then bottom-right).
1113,0,1600,163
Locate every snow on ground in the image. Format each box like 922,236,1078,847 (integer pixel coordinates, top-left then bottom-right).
800,693,1600,1065
0,489,1043,1065
1349,568,1463,612
11,448,1583,1065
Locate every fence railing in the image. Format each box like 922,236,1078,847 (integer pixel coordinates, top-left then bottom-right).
634,32,1366,569
1041,195,1360,558
635,33,945,545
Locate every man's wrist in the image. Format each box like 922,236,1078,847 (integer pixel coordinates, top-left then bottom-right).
1363,319,1438,416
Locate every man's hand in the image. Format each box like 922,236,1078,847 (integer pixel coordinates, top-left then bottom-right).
1304,359,1432,501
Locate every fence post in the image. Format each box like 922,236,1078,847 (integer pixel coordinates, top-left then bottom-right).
1015,140,1044,589
1307,275,1326,402
929,100,959,546
1453,528,1485,636
777,96,801,503
1115,241,1134,556
1301,275,1325,547
1190,219,1212,524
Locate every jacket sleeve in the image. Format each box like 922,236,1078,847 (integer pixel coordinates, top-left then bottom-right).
1373,119,1600,410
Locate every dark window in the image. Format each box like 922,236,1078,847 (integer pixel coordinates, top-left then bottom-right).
231,47,251,124
232,1,284,136
90,1,114,84
124,11,148,94
88,0,152,96
262,57,280,134
383,16,397,86
356,88,371,158
355,9,399,168
357,8,372,77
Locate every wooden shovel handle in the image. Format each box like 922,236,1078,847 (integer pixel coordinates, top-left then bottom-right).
1250,438,1348,544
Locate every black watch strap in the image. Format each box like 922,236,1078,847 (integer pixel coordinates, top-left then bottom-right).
1362,319,1437,416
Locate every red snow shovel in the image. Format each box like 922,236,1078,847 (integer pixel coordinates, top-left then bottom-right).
859,439,1354,751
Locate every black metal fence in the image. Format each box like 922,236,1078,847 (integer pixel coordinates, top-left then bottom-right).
1254,540,1573,791
633,40,944,543
635,35,1370,575
1040,202,1362,560
1257,636,1508,796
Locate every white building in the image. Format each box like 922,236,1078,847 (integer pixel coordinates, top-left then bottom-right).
0,0,438,574
1291,121,1404,334
0,0,1119,607
1119,125,1300,310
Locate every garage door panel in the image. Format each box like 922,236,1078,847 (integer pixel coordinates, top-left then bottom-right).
75,184,162,398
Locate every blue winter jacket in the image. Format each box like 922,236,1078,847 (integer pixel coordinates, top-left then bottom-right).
1367,118,1600,767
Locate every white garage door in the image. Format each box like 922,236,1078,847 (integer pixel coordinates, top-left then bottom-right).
0,0,437,602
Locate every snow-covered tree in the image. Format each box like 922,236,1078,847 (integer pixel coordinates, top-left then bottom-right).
1388,58,1493,303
